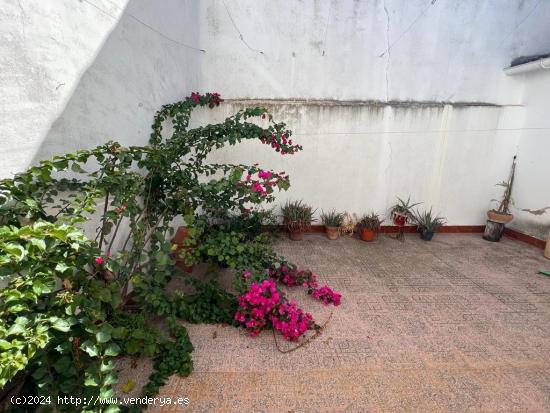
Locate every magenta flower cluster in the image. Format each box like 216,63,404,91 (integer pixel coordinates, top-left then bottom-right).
234,279,314,341
187,92,224,108
260,132,302,155
268,264,341,307
271,301,313,341
237,168,288,198
311,285,342,306
268,265,318,289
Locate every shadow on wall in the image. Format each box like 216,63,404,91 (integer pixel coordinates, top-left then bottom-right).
32,0,202,165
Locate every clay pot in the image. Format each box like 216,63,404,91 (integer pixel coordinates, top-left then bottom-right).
545,232,550,260
325,226,340,240
487,210,513,224
359,228,376,242
288,229,304,241
171,226,194,273
393,213,408,226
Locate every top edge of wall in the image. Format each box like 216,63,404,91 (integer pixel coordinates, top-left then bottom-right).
223,99,504,108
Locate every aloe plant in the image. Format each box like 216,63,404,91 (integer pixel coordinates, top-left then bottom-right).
281,200,316,232
320,210,345,227
413,208,446,231
390,196,421,217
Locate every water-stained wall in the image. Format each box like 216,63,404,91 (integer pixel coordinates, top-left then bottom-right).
194,100,524,225
1,0,549,238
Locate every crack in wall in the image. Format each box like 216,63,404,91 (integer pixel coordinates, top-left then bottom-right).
382,0,391,102
222,0,264,55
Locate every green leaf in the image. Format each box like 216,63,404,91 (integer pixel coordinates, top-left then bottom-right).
2,243,26,261
111,327,127,339
0,339,12,350
104,343,120,357
55,262,70,273
6,324,26,336
84,372,100,387
81,340,99,357
71,163,86,173
96,324,113,343
29,238,46,251
50,317,72,332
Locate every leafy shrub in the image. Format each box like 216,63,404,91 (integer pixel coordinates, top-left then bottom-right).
0,92,302,411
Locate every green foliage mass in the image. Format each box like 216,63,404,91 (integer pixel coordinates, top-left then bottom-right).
0,93,299,411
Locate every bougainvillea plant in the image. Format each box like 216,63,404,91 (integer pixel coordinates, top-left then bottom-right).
234,279,315,341
0,92,340,412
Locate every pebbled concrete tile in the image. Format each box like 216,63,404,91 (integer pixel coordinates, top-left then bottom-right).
129,233,550,412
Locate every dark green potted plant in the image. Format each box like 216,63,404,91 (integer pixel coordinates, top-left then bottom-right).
320,210,345,240
413,208,446,241
281,200,315,241
390,196,421,226
357,212,383,241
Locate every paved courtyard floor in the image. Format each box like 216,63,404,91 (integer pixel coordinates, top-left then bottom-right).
125,233,550,412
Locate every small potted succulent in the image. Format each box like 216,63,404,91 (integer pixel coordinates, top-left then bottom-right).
320,210,345,240
413,208,446,241
281,200,315,241
390,196,421,226
357,212,383,241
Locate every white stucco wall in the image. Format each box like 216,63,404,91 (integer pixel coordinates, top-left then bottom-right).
193,0,550,103
508,69,550,239
0,0,202,173
196,101,524,225
1,0,549,237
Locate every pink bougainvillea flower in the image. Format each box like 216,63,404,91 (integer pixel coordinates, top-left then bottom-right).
94,257,104,265
190,92,201,103
252,182,267,196
258,170,272,179
243,271,252,279
311,285,341,306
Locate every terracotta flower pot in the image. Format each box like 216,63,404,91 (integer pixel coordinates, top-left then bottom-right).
487,210,513,224
359,228,376,242
325,226,340,240
288,229,304,241
171,226,194,273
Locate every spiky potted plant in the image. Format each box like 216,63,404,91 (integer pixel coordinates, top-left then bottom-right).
390,196,421,226
487,156,516,224
484,156,516,242
357,212,383,241
413,208,446,241
321,210,345,240
281,200,315,241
